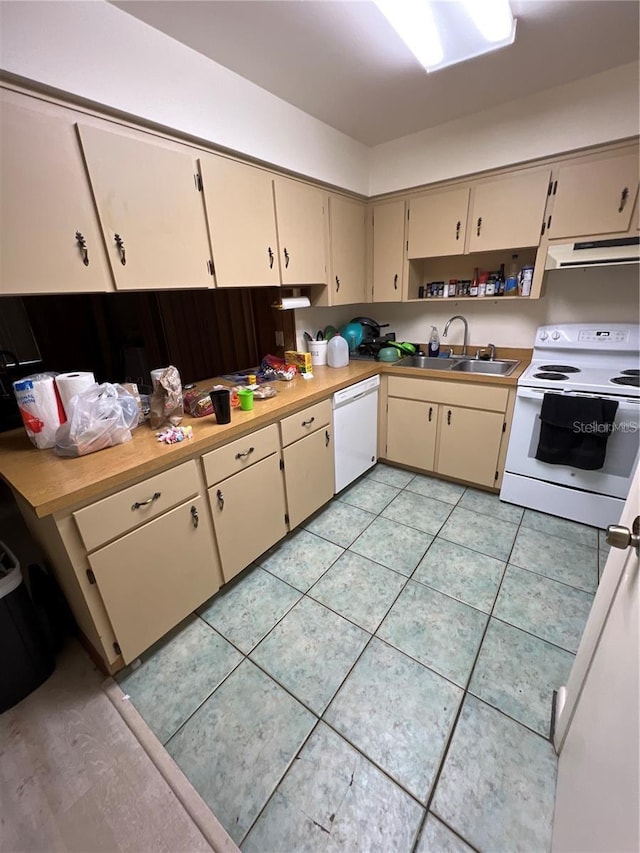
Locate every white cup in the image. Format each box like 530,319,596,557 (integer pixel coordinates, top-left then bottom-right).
307,339,328,366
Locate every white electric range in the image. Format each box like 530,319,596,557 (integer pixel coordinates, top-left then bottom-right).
501,323,640,528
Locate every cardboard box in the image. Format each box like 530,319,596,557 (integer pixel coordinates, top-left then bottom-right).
285,351,313,373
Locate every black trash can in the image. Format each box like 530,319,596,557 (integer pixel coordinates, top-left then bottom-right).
0,541,54,713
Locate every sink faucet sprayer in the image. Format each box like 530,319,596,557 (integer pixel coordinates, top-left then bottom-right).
442,315,469,356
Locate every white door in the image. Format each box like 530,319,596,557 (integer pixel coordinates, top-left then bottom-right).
552,464,639,852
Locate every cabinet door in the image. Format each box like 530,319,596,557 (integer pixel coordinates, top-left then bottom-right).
282,426,334,529
0,93,113,294
88,496,221,663
77,123,212,290
274,178,327,286
329,195,367,305
200,154,281,288
549,153,640,239
372,200,405,302
209,453,287,583
436,406,503,487
468,170,551,253
407,187,469,258
386,397,437,471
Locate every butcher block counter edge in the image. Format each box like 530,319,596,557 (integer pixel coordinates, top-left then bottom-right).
0,354,529,518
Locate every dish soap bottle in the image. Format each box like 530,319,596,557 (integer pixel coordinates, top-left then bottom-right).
428,326,440,358
327,334,349,368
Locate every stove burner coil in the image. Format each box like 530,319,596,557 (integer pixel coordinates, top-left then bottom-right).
539,364,581,373
611,376,640,387
533,372,568,381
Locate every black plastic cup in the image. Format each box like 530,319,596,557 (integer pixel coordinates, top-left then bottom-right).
210,388,231,424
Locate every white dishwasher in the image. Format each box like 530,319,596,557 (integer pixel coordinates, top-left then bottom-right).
332,375,380,493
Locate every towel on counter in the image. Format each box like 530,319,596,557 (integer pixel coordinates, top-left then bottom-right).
535,393,619,470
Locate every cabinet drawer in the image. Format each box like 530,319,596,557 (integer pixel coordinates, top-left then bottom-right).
387,377,508,412
202,423,279,487
73,460,200,552
280,399,332,447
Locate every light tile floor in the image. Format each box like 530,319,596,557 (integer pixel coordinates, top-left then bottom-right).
117,464,606,852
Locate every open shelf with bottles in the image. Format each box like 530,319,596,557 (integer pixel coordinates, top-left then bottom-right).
405,246,544,302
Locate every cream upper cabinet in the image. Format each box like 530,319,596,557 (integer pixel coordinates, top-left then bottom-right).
77,123,213,291
372,200,405,302
0,90,113,295
547,152,640,239
199,155,280,288
407,187,469,259
274,177,327,286
329,195,367,305
468,170,551,252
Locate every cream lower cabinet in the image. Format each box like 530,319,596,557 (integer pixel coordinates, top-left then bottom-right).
203,424,287,582
385,376,511,489
280,400,334,529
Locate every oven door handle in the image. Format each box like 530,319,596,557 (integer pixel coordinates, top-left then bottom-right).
517,387,639,405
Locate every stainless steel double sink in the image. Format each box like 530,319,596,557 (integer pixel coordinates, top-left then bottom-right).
395,354,519,377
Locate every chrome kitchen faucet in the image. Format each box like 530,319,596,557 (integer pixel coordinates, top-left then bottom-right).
443,315,469,356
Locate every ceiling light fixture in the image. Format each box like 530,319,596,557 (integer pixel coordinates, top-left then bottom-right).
374,0,517,73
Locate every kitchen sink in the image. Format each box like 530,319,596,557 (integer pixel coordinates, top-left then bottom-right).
452,359,519,376
395,356,457,370
395,354,519,377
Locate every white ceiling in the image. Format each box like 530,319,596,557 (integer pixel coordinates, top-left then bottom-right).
111,1,640,147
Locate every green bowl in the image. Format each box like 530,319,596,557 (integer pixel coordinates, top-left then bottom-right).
378,347,399,362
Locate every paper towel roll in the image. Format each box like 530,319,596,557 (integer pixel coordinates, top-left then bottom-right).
13,373,66,449
273,296,311,310
55,372,96,418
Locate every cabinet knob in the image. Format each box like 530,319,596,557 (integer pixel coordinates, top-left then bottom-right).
335,275,340,292
455,221,461,240
190,505,199,528
216,489,224,510
325,429,330,447
268,247,274,269
428,406,433,422
447,409,452,425
393,273,398,290
283,248,290,269
114,233,126,266
476,217,482,237
75,231,89,266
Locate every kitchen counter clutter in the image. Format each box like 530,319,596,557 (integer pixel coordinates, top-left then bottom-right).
0,355,527,674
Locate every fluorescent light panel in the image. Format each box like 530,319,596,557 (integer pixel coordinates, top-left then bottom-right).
374,0,516,72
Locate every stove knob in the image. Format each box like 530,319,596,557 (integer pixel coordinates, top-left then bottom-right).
539,331,548,341
551,330,561,340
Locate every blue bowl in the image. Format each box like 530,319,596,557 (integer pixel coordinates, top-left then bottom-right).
340,322,364,352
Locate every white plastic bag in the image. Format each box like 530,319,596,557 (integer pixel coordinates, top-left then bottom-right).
54,382,139,457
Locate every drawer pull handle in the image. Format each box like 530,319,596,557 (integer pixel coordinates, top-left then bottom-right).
393,273,398,290
217,489,224,510
302,417,315,427
131,491,161,510
114,233,126,265
447,409,452,425
268,246,274,268
325,429,330,447
235,447,255,460
190,505,199,528
335,275,340,292
455,220,461,240
618,187,629,212
428,406,433,422
284,247,290,268
75,231,89,266
476,217,482,236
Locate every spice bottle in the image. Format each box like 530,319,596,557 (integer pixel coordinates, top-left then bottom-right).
469,267,479,297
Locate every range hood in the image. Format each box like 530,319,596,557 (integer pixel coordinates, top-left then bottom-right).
545,236,640,270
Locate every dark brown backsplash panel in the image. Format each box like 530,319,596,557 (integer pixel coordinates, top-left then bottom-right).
19,288,290,388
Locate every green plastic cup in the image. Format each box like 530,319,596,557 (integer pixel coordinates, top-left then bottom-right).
238,388,254,411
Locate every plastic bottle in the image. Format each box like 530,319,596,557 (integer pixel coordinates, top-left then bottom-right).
428,326,440,358
327,334,349,368
505,254,519,295
469,267,479,297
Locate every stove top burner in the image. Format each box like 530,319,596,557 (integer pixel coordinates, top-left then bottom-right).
621,369,640,377
534,372,568,381
611,375,640,387
539,364,581,373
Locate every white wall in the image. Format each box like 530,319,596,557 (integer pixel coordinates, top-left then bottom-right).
368,63,640,196
0,0,370,194
295,266,640,351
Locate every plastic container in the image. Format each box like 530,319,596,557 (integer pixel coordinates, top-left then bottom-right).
519,265,534,296
505,254,519,295
0,542,54,713
327,335,349,368
428,326,440,358
307,339,328,366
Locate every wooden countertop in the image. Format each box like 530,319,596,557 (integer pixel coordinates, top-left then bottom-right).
0,354,529,518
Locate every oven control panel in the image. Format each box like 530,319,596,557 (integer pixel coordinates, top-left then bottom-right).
578,329,629,343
